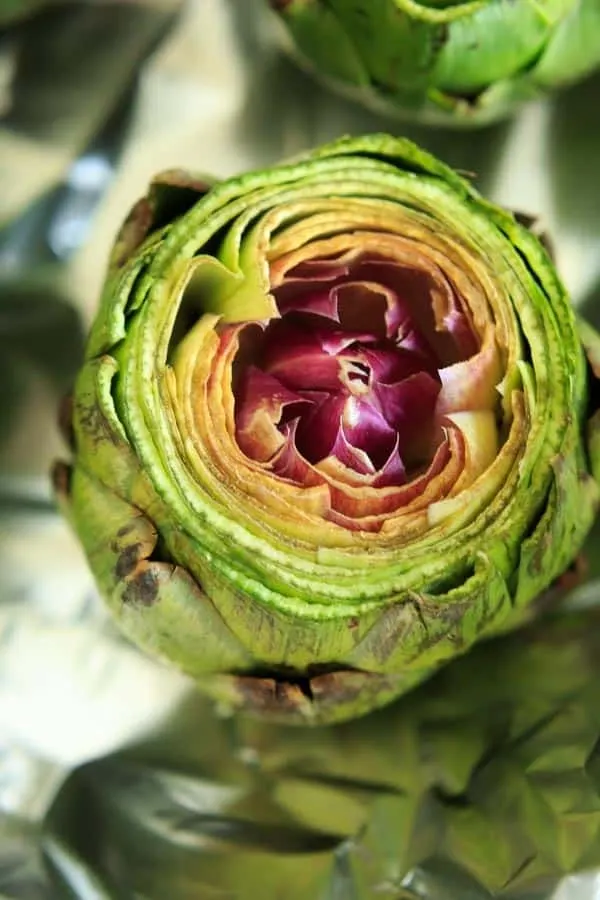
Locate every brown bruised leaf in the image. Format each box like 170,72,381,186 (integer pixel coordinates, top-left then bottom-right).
109,197,155,271
109,511,163,606
145,169,216,231
233,675,312,717
121,564,162,607
151,169,214,194
208,667,410,725
108,171,214,271
114,542,147,581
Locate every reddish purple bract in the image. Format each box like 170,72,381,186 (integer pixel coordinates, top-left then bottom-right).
229,252,478,487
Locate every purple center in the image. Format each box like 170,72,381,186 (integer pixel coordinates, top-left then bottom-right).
231,252,478,487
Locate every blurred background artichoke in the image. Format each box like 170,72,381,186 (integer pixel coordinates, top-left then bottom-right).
268,0,600,126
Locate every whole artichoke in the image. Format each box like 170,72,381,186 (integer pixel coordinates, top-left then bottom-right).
55,134,600,725
268,0,600,126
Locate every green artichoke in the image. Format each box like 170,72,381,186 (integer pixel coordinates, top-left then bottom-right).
55,133,600,725
268,0,600,126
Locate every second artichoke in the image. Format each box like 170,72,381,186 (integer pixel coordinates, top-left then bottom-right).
269,0,600,126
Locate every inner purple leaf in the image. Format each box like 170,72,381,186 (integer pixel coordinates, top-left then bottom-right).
232,252,479,484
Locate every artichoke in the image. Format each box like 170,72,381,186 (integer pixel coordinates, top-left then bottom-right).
268,0,600,126
55,133,600,725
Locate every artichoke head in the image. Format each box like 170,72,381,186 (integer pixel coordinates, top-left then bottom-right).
56,134,600,725
269,0,600,126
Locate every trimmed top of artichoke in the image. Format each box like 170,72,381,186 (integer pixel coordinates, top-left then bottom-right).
64,134,598,717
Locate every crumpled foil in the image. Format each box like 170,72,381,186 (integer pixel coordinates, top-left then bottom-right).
1,1,600,897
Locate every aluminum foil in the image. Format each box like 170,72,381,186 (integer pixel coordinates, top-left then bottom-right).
1,1,600,896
